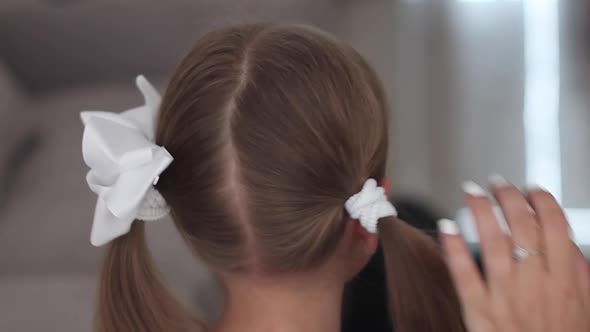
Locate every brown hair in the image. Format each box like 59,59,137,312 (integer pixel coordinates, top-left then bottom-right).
96,23,464,332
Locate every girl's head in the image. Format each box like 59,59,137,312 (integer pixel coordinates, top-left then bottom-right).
156,23,388,274
97,23,464,332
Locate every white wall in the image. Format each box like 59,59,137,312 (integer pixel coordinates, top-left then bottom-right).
337,0,438,207
435,2,527,211
337,1,562,215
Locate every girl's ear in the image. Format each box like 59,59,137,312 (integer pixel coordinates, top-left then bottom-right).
352,176,391,255
353,219,379,256
379,176,392,196
345,176,391,258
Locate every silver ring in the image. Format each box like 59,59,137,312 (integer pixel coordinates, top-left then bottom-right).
512,245,542,261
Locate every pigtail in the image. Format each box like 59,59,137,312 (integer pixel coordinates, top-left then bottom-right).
379,217,466,332
95,222,204,332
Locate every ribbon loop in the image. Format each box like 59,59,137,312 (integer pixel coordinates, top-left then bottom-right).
81,75,173,246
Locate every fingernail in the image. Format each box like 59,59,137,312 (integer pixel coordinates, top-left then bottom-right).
526,183,547,192
438,218,460,235
462,181,486,197
488,174,509,188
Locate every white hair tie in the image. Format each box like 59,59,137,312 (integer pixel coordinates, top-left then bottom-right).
81,75,173,246
345,179,397,233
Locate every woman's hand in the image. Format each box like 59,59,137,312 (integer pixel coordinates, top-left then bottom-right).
438,177,590,332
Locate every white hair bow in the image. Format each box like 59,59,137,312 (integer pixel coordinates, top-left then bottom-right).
81,75,173,246
345,179,397,233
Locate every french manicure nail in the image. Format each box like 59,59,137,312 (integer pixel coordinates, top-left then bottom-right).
462,181,487,197
488,174,509,187
526,183,547,192
438,218,460,235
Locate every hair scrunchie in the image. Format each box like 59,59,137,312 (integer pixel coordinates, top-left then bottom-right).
345,179,397,233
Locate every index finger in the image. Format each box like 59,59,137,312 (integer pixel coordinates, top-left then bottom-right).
439,218,487,307
463,181,513,286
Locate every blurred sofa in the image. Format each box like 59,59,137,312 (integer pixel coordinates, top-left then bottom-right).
0,63,37,207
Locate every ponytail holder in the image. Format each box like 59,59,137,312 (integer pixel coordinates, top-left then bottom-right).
81,75,173,247
345,179,397,233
